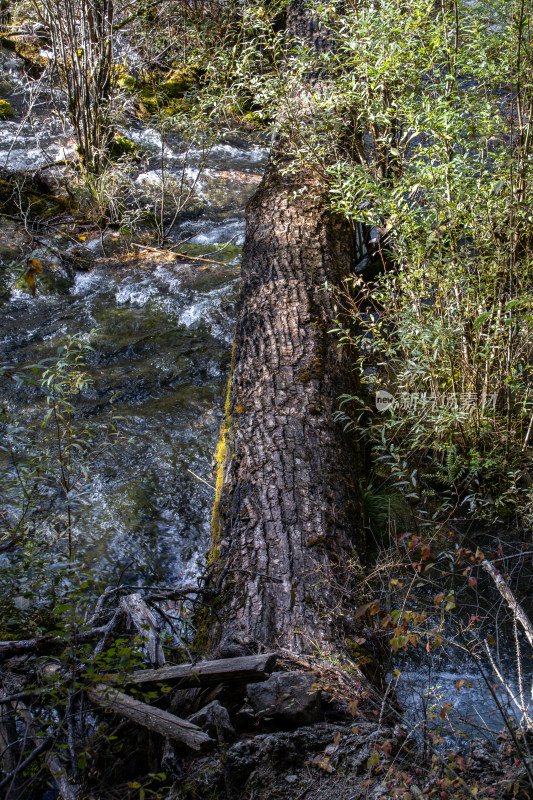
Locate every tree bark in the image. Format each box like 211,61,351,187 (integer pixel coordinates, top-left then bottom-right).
207,0,366,655
210,164,364,657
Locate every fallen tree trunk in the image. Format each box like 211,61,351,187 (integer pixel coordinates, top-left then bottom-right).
206,1,366,657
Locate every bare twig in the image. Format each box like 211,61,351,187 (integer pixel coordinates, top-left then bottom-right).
482,559,533,649
132,242,228,266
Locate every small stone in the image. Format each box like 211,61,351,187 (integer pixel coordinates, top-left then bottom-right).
188,700,236,741
285,774,298,784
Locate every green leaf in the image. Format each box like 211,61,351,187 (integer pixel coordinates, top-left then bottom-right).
472,311,491,330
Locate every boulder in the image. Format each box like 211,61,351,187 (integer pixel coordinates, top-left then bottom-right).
188,700,236,742
246,671,321,726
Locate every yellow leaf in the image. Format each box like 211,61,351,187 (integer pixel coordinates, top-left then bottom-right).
314,756,334,773
24,259,43,296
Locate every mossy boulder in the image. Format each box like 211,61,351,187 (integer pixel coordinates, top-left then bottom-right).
243,111,266,127
0,170,70,216
10,39,47,75
0,243,18,263
136,84,162,116
160,66,199,99
136,85,194,118
117,72,140,92
0,36,16,51
163,98,192,116
0,99,13,119
110,134,138,159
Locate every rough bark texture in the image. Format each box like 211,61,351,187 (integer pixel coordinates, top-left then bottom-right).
205,1,365,658
209,162,364,656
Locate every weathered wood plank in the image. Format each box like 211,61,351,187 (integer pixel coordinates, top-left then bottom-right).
88,684,213,751
102,652,278,688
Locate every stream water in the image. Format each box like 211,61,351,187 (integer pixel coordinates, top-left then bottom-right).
0,41,268,585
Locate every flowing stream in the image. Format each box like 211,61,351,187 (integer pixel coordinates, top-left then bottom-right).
0,42,268,584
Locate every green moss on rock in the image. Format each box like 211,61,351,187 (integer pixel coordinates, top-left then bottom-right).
163,98,192,116
0,99,13,119
242,111,266,127
110,134,138,159
160,66,199,99
116,72,140,91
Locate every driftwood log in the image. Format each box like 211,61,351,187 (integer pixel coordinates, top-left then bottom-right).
87,684,213,752
207,0,366,656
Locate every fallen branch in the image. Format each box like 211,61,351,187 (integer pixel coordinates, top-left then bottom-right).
120,593,165,667
0,690,20,782
0,734,54,793
482,559,533,648
103,652,278,688
132,242,228,266
0,622,119,658
87,684,213,751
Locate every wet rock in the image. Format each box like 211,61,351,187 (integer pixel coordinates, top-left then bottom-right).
0,243,18,263
0,167,70,216
170,722,363,799
0,79,13,96
188,700,236,741
246,671,321,726
322,693,354,722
